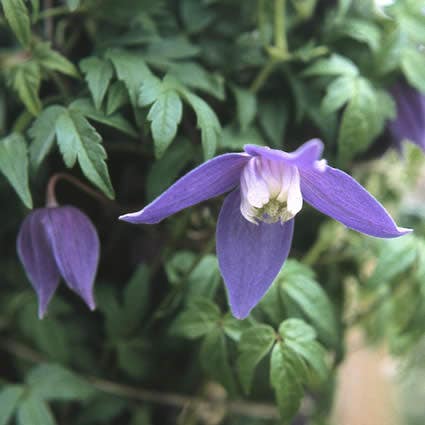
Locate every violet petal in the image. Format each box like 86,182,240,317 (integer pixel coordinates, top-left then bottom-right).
120,153,250,224
300,165,411,238
43,206,99,309
17,210,61,319
244,139,324,169
216,189,294,319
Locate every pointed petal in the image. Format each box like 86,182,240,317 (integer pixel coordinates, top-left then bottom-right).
43,207,99,309
120,153,250,224
244,139,324,169
216,189,294,319
17,210,60,318
300,165,411,238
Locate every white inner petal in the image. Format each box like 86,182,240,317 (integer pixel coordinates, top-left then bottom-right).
239,156,303,224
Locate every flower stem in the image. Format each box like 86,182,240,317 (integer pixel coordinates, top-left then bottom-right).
46,173,119,210
274,0,287,53
250,60,277,93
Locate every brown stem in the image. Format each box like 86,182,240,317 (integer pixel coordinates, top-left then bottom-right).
0,339,279,420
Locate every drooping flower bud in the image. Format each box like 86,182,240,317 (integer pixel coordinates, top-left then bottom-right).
17,206,99,318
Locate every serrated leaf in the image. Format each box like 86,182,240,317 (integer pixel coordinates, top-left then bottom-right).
29,105,66,169
106,81,129,115
70,98,138,137
282,272,338,345
147,89,183,158
169,62,224,100
1,0,31,47
55,109,115,198
270,343,304,422
321,76,355,114
33,42,79,78
0,133,32,208
180,90,220,159
339,18,381,51
139,76,162,107
7,61,42,116
26,364,94,401
237,325,276,394
200,328,237,396
80,57,114,109
232,85,257,131
401,48,425,93
0,385,25,425
105,49,153,106
303,54,358,77
16,395,55,425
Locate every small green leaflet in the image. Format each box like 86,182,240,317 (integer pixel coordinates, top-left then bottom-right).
29,106,66,169
321,76,355,115
1,0,31,47
55,109,115,198
237,325,276,394
303,54,358,77
0,133,33,208
33,42,79,78
231,85,257,131
80,57,114,110
401,48,425,93
106,81,129,115
7,61,42,116
338,18,381,51
0,385,25,425
16,395,55,425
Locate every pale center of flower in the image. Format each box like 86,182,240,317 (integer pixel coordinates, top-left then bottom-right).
240,156,303,224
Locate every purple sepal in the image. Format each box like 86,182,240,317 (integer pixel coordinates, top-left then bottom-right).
244,139,324,169
216,189,294,319
120,153,250,224
389,81,425,152
17,206,99,317
17,210,60,319
300,165,412,238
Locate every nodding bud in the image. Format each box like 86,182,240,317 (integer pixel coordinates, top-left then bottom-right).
240,156,303,224
17,206,99,318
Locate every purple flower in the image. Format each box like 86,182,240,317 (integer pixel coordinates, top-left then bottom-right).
120,139,410,319
388,81,425,151
17,206,99,318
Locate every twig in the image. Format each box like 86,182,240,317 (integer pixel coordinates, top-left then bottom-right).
0,339,279,420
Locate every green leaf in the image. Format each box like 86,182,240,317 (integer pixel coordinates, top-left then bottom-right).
169,62,224,100
139,76,162,107
33,42,79,78
105,49,153,106
7,61,42,116
237,325,276,394
1,0,31,47
66,0,80,10
146,36,200,61
0,133,32,208
80,57,114,110
180,90,220,159
70,98,138,138
258,98,287,147
232,85,257,131
147,89,183,158
200,328,237,396
55,109,115,198
303,54,358,77
401,48,425,93
172,297,221,339
146,137,193,201
338,18,381,51
181,0,215,34
270,343,304,422
106,81,129,115
28,105,66,169
321,76,355,114
116,339,151,378
26,364,94,401
0,385,24,425
281,265,338,345
16,395,55,425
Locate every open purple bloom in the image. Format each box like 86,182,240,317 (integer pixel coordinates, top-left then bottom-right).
120,139,410,319
388,81,425,151
17,206,99,318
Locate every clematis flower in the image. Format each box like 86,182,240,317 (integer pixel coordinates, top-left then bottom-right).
120,139,410,319
388,81,425,152
17,206,99,318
